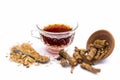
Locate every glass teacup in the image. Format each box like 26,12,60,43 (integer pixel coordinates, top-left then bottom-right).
31,22,78,54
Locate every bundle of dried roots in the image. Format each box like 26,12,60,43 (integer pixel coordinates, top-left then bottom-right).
57,39,110,74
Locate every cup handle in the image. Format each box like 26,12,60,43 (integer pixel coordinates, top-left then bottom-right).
31,30,41,39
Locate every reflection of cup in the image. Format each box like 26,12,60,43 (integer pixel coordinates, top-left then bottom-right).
31,22,78,54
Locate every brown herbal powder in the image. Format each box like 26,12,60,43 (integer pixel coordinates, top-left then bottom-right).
10,43,50,68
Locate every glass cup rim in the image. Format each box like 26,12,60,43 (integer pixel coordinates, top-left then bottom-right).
36,23,78,35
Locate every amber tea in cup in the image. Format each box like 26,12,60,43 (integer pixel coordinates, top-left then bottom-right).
42,24,72,46
32,23,78,54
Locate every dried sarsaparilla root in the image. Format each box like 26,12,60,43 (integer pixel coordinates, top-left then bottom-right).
87,39,110,64
10,43,50,68
57,39,110,74
80,62,100,74
77,39,110,73
57,49,77,73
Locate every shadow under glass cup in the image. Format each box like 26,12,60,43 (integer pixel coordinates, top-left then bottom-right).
32,21,78,54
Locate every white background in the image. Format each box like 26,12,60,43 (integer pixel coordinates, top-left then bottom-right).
0,0,120,80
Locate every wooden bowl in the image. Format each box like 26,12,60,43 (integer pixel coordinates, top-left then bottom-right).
86,29,115,60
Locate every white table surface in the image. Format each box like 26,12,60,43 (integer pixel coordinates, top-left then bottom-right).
0,0,120,80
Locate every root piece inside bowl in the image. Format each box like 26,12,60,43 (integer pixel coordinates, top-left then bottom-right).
86,29,115,60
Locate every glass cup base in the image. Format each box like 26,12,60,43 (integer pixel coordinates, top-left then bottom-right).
46,46,68,54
